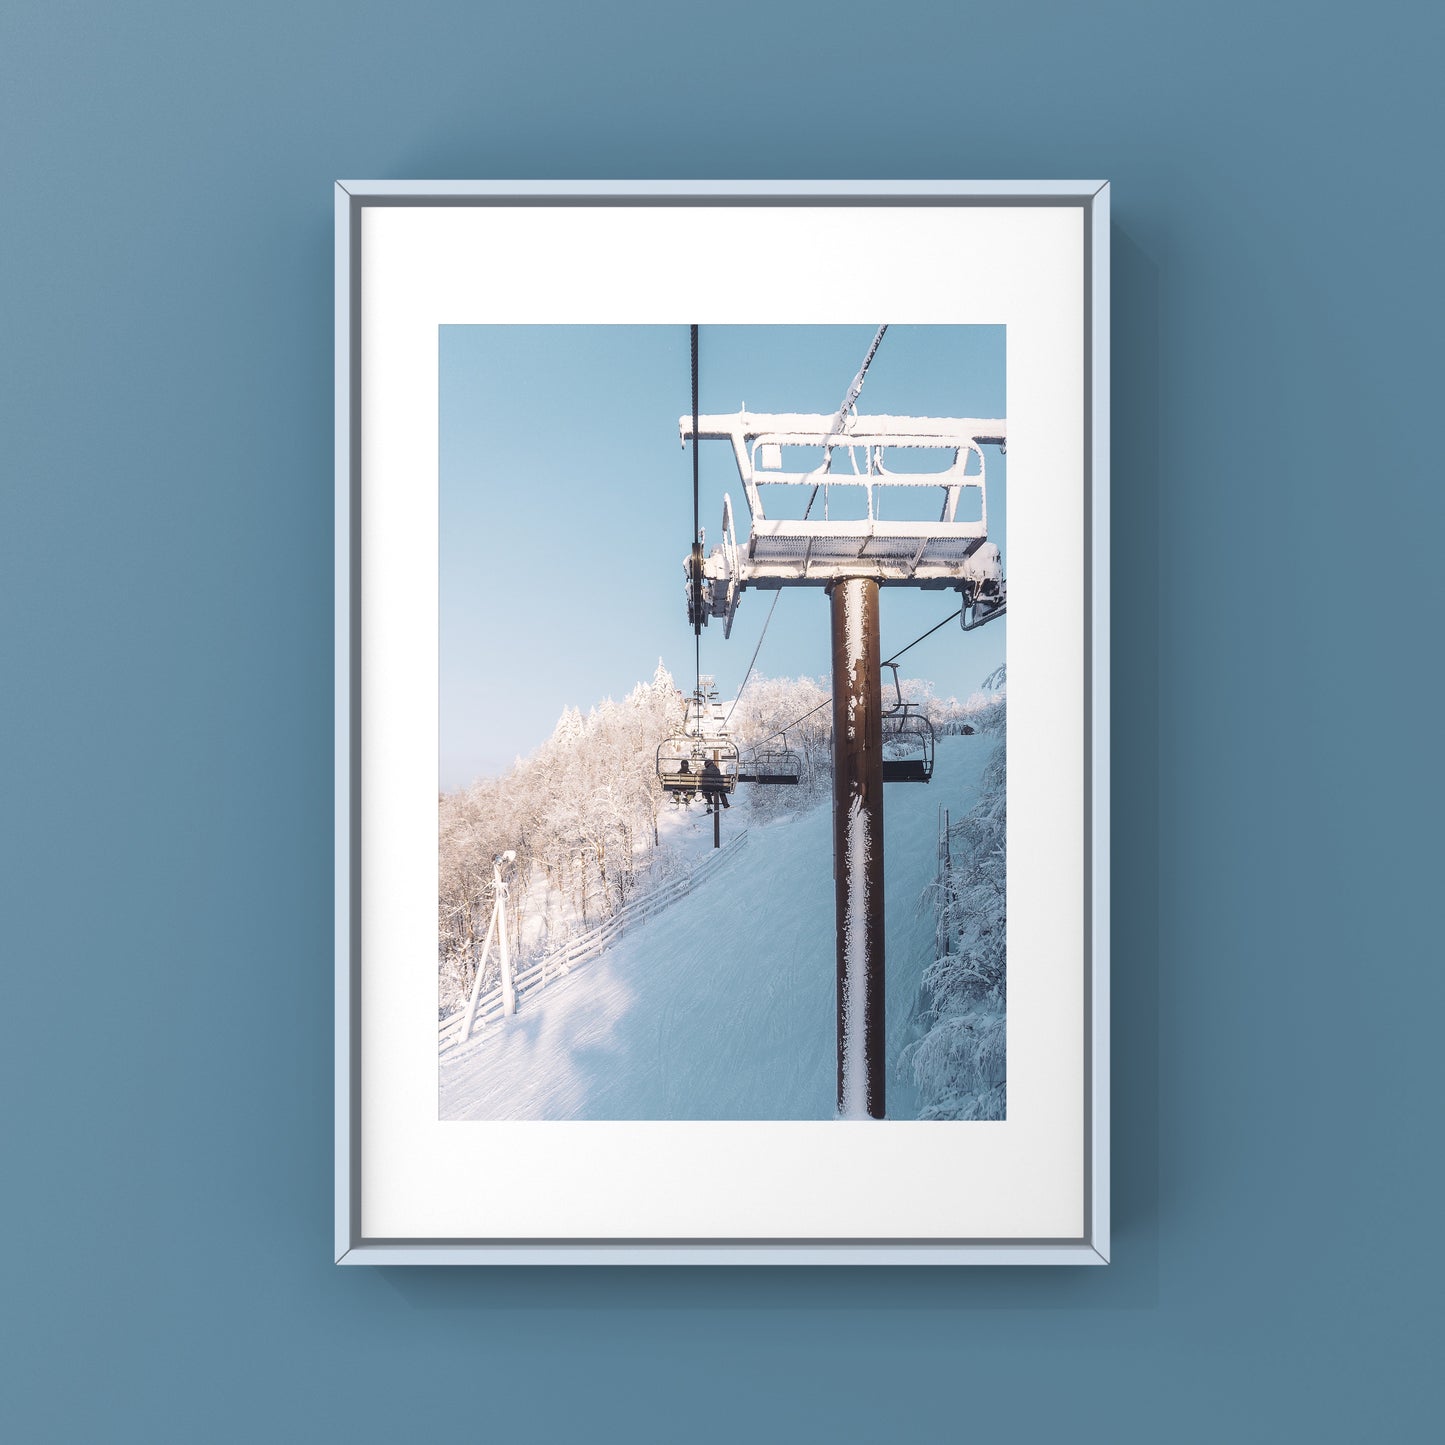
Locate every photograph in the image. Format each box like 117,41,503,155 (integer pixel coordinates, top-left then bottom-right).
436,323,1008,1122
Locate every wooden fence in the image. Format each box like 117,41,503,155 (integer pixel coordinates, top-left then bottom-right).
439,830,749,1054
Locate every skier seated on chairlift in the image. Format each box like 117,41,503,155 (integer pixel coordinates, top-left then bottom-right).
664,756,692,805
700,756,730,813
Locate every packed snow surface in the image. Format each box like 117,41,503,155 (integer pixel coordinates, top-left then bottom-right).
838,793,872,1119
440,734,991,1120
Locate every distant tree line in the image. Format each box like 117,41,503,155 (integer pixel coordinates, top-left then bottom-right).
439,660,1007,1020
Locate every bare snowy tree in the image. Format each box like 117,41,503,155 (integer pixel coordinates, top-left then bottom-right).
438,665,684,1015
899,690,1007,1120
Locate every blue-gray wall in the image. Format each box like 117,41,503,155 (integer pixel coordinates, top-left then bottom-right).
3,3,1438,1439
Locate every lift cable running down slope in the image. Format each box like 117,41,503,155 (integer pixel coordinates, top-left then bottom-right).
690,323,703,699
663,326,743,844
882,606,963,665
741,602,968,752
803,322,888,521
723,590,782,727
725,325,890,728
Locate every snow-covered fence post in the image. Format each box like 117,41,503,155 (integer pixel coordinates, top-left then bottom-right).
459,899,499,1042
495,853,516,1017
458,851,518,1042
436,827,750,1054
831,577,886,1120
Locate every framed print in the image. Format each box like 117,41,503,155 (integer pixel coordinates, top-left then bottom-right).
335,180,1110,1264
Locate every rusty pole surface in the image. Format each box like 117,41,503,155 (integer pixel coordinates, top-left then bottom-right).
830,577,886,1119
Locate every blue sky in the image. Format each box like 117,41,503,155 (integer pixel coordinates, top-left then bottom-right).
440,324,1006,789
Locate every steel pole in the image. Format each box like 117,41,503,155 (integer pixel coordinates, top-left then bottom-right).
830,577,886,1119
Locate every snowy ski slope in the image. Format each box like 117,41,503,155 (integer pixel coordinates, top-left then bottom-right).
439,734,993,1120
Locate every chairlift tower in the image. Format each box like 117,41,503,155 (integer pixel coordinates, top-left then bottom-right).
682,407,1007,1118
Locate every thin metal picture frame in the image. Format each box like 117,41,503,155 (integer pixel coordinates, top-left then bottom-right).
335,179,1110,1265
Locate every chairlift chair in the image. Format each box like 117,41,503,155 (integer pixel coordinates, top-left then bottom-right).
880,662,935,783
656,689,740,800
737,737,802,786
656,734,741,796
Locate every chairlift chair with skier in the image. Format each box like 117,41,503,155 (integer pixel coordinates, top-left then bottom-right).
655,689,740,801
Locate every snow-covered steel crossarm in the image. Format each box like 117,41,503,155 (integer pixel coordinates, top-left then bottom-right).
680,411,1006,448
680,410,1007,592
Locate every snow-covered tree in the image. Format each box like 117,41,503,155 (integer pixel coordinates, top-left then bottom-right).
439,659,1005,1030
438,664,686,1015
898,685,1007,1120
725,671,832,816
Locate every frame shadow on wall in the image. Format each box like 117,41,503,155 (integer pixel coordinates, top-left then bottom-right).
371,222,1161,1311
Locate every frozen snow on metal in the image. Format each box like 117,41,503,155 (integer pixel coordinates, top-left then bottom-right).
682,411,1007,596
